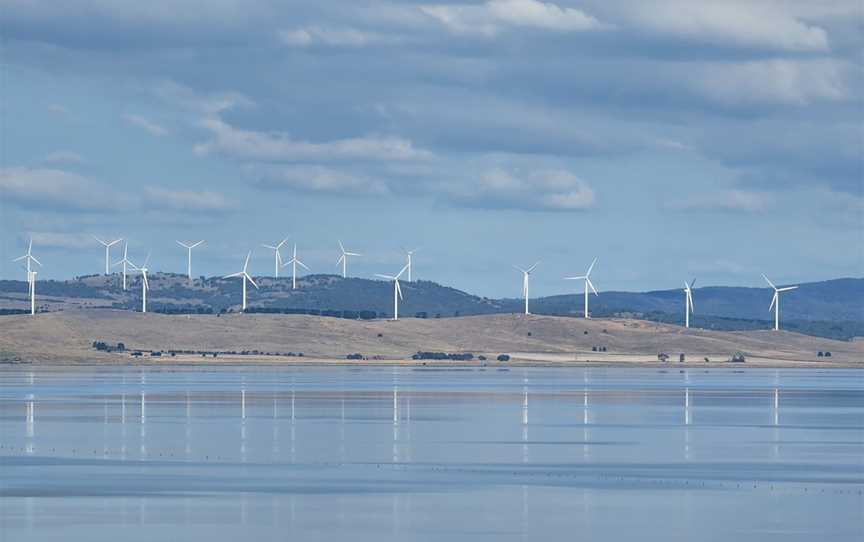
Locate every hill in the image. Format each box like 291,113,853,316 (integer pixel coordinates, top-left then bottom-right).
0,274,862,340
1,311,861,366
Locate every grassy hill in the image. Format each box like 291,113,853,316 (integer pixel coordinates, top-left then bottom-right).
1,274,862,340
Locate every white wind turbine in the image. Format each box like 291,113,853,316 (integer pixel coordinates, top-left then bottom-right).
337,240,361,278
564,257,598,319
375,263,409,320
93,236,122,275
225,251,259,311
403,247,419,282
177,240,205,282
129,251,151,313
762,274,798,331
683,278,695,329
261,237,289,278
13,239,41,282
113,242,134,291
282,244,309,290
514,262,540,315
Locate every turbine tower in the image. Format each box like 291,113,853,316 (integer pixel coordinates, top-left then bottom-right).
403,248,419,282
513,262,540,315
225,251,259,311
13,239,41,282
375,263,409,320
282,244,309,290
177,240,205,282
762,274,798,331
93,236,122,275
564,257,598,318
337,240,361,278
261,237,288,278
28,270,37,316
113,242,134,291
129,252,151,313
683,279,695,329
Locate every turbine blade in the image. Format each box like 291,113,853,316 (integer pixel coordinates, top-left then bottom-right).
176,240,188,248
587,278,598,296
375,274,395,280
224,271,243,279
142,273,149,290
769,292,777,311
12,255,26,262
143,251,151,268
243,251,251,271
762,273,776,289
277,238,289,249
513,265,527,273
246,274,259,289
346,252,361,256
191,240,204,248
690,278,696,289
297,260,310,271
563,276,584,280
586,257,598,276
337,254,345,265
339,240,345,253
778,286,798,292
262,244,277,250
30,256,41,266
395,263,409,278
93,235,107,246
526,261,540,273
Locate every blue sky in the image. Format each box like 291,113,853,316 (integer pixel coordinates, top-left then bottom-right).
1,0,861,298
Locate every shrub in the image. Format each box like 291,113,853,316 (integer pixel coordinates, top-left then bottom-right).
497,354,510,362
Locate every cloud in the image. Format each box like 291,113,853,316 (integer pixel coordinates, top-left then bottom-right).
42,150,85,166
47,103,70,117
143,186,235,212
278,26,395,48
24,232,96,251
621,1,829,52
194,116,433,162
124,113,168,136
252,165,390,195
693,59,849,106
668,190,774,213
421,0,606,36
154,80,254,115
444,168,596,211
0,167,129,212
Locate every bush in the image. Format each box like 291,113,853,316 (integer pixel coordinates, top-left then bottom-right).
497,354,510,362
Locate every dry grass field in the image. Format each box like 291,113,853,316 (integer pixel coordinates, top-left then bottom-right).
0,309,861,366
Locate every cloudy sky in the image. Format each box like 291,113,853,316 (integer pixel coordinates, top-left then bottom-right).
1,0,861,297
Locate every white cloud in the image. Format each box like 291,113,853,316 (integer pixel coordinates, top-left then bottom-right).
154,80,254,115
694,59,849,106
622,1,829,52
253,165,390,195
421,0,606,36
47,103,70,117
124,113,168,136
0,167,129,212
278,26,394,48
194,116,433,162
448,168,596,211
143,186,235,212
24,232,96,251
668,190,773,213
43,150,85,166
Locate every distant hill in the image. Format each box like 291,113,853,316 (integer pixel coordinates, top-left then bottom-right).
1,274,862,340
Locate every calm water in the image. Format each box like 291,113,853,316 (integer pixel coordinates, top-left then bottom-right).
0,365,862,541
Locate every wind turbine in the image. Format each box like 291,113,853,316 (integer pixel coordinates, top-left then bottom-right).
564,257,598,319
225,251,258,311
13,239,41,281
93,236,122,275
282,244,309,290
129,251,151,313
261,237,289,278
375,263,409,320
403,247,419,282
113,242,134,290
177,240,205,282
762,274,798,331
336,240,361,278
514,262,540,315
683,279,695,329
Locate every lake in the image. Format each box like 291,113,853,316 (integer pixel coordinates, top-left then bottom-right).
1,365,862,541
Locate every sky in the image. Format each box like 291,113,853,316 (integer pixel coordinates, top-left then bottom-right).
0,0,862,298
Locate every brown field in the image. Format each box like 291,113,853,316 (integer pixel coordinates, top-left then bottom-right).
0,309,861,367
